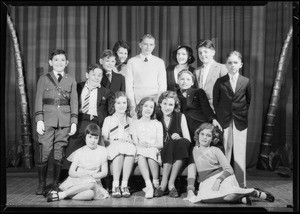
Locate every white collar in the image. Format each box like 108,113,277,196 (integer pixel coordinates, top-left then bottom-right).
140,53,152,61
53,71,64,77
228,72,239,80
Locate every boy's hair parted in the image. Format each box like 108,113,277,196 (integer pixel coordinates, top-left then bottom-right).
156,90,181,120
100,49,117,60
194,123,224,153
87,63,103,74
49,49,68,60
85,123,101,137
135,96,157,120
226,50,243,63
108,91,132,116
139,33,155,43
196,39,215,51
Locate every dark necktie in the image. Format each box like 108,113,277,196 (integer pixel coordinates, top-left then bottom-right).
57,74,62,82
106,72,111,82
144,57,148,62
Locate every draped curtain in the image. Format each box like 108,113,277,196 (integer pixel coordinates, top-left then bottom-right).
5,2,293,169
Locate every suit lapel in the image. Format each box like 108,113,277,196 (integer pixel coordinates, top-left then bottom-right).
97,87,104,107
204,61,216,88
234,75,245,94
224,74,234,92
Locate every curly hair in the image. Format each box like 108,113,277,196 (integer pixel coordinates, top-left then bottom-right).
135,97,157,119
108,91,131,116
194,123,224,153
156,91,181,120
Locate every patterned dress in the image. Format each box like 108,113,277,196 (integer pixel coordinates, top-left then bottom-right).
102,114,136,160
130,119,163,163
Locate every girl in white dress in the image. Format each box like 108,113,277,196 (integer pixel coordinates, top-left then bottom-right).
186,123,275,204
102,91,136,198
130,97,163,199
47,124,109,202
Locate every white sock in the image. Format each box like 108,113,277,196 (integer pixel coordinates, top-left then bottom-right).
112,180,119,188
145,179,152,188
58,191,66,200
121,180,128,188
152,179,159,188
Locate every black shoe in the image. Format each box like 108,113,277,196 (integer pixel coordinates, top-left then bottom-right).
254,188,275,202
168,187,179,198
154,187,164,197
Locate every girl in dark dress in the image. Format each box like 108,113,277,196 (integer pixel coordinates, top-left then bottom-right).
154,91,191,198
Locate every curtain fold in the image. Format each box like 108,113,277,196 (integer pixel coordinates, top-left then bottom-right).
5,3,293,168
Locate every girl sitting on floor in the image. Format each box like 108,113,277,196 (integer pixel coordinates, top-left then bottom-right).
185,123,275,204
47,124,109,202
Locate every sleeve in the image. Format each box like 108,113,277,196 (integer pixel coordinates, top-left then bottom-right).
155,121,164,149
70,78,78,124
102,116,110,140
198,89,215,122
246,79,251,110
35,76,45,122
125,59,135,108
120,75,126,92
214,147,234,182
213,79,221,112
157,59,167,96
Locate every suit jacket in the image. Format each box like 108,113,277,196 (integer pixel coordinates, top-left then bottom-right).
166,65,196,91
77,82,111,127
178,88,215,123
213,74,251,131
101,69,125,95
35,71,78,127
193,60,227,109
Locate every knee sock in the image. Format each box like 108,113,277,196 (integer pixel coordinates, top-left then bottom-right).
187,178,195,192
145,180,153,189
121,180,128,188
152,179,159,188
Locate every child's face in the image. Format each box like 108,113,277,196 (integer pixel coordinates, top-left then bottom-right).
226,54,243,75
48,54,69,73
198,128,213,147
114,96,127,114
117,47,128,63
142,100,155,118
197,47,215,64
178,73,193,90
139,37,155,56
160,98,175,116
85,133,99,150
176,48,189,65
100,56,116,71
86,68,103,87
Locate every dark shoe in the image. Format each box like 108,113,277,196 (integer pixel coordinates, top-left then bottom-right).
254,188,275,202
154,187,164,197
35,162,48,195
47,190,60,202
168,187,179,198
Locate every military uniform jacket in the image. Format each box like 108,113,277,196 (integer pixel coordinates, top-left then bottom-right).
213,74,251,131
35,71,78,127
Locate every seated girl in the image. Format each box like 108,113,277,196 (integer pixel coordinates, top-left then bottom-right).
47,124,109,202
186,123,275,204
130,97,163,199
102,91,136,198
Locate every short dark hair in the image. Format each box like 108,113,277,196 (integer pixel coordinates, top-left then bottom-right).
87,63,103,74
226,50,243,63
139,33,155,43
100,49,117,59
108,91,131,116
49,49,67,60
156,91,181,120
172,46,195,65
135,97,157,119
85,123,101,137
112,40,131,56
196,40,215,51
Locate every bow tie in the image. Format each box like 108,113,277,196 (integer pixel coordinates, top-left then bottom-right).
180,89,189,94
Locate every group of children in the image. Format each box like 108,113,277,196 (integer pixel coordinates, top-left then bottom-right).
34,35,275,205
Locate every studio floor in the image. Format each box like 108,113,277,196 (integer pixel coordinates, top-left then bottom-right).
3,167,295,213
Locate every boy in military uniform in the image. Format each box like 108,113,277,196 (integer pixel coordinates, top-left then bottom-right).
35,49,78,195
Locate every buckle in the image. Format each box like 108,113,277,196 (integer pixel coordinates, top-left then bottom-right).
54,98,60,105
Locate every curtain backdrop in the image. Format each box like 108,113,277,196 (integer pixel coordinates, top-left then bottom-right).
4,2,293,169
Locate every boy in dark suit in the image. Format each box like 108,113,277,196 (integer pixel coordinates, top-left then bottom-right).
213,51,251,188
62,64,111,172
35,49,78,195
99,49,126,95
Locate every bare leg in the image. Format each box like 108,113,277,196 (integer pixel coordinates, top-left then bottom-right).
138,156,151,182
168,160,182,190
65,183,95,198
122,155,135,182
148,158,159,181
112,155,124,183
160,163,172,191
